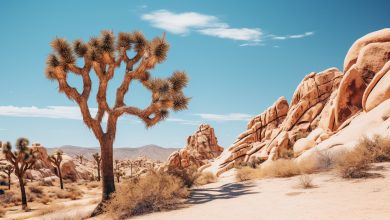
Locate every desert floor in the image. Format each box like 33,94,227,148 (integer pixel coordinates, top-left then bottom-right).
3,162,390,220
133,162,390,220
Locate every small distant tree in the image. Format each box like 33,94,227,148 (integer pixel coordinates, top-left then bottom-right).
44,30,190,210
93,153,102,181
1,138,37,210
48,150,64,189
114,168,125,183
75,154,85,165
0,164,14,190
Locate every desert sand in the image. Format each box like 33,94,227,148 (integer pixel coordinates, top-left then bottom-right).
133,163,390,220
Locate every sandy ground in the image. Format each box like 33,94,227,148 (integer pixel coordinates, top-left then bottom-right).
133,163,390,220
4,163,390,220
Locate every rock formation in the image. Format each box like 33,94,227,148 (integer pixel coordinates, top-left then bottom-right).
207,28,390,176
24,143,93,181
166,124,224,170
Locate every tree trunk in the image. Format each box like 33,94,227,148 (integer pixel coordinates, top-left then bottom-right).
116,175,119,183
97,164,101,181
58,166,64,190
100,135,115,201
8,174,11,190
18,176,27,210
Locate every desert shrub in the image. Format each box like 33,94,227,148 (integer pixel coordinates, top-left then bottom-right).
236,158,316,181
168,166,200,187
29,186,43,195
106,171,189,219
0,206,5,217
335,135,390,179
298,175,314,189
55,187,83,200
63,172,77,182
195,171,217,185
235,166,259,181
0,191,21,206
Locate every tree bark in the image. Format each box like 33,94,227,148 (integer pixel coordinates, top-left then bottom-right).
18,176,27,210
97,163,101,181
100,135,115,201
58,166,63,190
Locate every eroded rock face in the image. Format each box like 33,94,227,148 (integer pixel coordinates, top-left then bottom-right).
212,68,342,176
335,29,390,128
166,124,223,170
208,28,390,176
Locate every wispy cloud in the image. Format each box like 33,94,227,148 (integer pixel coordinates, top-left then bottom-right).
141,10,261,44
194,113,252,122
141,10,314,46
0,106,199,126
166,118,200,125
271,31,314,40
0,106,92,120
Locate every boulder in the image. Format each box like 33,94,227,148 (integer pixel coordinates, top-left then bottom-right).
335,30,390,128
165,124,223,171
362,61,390,111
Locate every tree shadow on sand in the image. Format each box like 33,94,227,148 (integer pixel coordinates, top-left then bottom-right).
187,182,258,205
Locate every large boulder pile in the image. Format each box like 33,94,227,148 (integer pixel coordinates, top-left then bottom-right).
165,124,224,170
207,28,390,176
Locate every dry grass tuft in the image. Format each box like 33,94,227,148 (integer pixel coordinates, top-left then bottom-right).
195,171,217,185
0,191,21,207
298,175,314,189
168,166,200,187
106,171,189,219
235,166,259,182
55,187,83,200
336,135,390,179
29,185,43,195
236,158,316,182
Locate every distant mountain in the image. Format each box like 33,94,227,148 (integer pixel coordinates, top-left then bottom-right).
46,144,180,161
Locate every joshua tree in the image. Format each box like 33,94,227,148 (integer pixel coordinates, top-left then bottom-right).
114,169,125,183
44,30,190,205
48,150,64,189
0,164,14,190
1,138,37,210
75,154,85,165
93,153,102,181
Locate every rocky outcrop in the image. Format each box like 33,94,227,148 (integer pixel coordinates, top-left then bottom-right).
207,28,390,176
166,124,223,170
334,28,390,128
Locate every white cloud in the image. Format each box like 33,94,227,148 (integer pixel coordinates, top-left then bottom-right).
0,106,92,120
166,118,200,126
0,105,199,126
142,10,314,47
199,28,261,41
194,113,252,122
271,31,314,40
141,10,224,34
141,10,261,44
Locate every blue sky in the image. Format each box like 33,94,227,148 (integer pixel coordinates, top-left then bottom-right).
0,0,389,148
